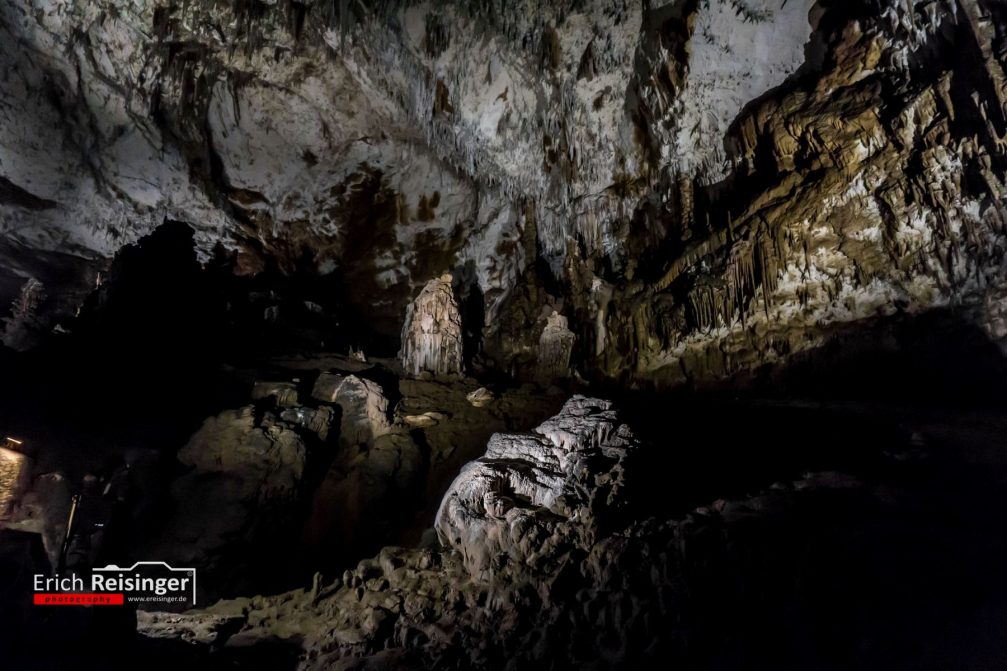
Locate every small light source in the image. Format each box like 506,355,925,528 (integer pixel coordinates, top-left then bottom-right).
0,440,31,520
6,438,22,445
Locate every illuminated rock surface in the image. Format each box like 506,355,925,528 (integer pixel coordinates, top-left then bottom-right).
3,1,1006,386
435,396,635,575
399,273,465,378
4,1,1007,667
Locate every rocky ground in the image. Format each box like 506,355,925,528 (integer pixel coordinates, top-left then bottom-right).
134,397,1007,670
4,353,1007,670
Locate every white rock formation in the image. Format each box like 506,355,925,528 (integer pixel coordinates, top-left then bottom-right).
399,274,464,378
435,396,637,576
536,311,575,383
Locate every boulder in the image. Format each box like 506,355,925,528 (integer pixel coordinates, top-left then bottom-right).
311,372,345,403
251,381,299,408
141,406,308,588
434,396,637,576
312,373,392,446
177,406,306,502
465,387,494,408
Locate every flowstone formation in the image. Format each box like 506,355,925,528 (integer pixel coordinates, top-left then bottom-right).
399,274,465,378
435,396,635,576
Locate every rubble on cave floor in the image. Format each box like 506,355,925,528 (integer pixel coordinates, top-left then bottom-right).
0,350,567,604
135,396,1007,671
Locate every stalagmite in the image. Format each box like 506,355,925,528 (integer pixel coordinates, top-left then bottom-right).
399,273,465,378
536,311,575,383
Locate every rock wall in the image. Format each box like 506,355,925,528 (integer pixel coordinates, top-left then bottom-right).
3,0,1007,388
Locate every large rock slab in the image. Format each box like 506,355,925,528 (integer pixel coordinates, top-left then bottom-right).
140,406,309,597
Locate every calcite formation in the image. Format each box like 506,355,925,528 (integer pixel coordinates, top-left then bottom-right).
435,396,636,576
535,311,575,383
2,0,1007,387
399,274,465,378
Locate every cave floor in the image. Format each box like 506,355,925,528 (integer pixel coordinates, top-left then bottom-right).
2,347,1007,669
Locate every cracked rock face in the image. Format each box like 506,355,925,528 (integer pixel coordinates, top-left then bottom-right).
4,0,1007,388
